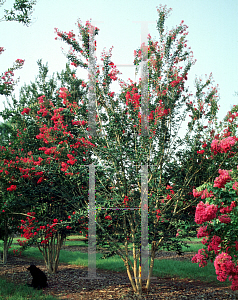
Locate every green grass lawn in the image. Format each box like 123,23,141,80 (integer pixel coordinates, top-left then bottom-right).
0,236,232,299
0,278,57,300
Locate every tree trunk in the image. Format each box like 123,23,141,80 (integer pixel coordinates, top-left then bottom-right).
145,241,157,291
2,218,13,264
38,231,65,273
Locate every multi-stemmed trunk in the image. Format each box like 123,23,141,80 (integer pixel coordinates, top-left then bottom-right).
37,231,65,273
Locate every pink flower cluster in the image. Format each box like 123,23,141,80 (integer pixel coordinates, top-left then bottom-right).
207,235,221,255
232,182,238,193
195,201,218,224
191,248,208,267
213,169,232,188
193,188,214,199
219,201,236,214
218,214,231,224
197,225,210,238
211,137,236,154
15,59,25,66
214,253,238,287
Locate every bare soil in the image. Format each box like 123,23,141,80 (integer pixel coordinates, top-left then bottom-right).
0,241,238,299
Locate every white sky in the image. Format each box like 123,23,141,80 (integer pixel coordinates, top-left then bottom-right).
0,0,238,123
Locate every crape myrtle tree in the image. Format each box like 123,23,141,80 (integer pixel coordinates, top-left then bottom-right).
0,60,109,272
0,0,37,263
0,54,29,263
53,5,235,296
0,99,32,264
0,47,25,263
164,103,238,227
0,119,24,263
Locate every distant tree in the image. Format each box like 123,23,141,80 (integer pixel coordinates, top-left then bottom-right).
0,0,36,96
0,0,37,264
0,0,37,26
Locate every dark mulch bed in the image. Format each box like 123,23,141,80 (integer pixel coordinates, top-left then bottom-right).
0,240,237,299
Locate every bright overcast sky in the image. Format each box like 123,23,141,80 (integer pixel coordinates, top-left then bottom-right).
1,0,238,123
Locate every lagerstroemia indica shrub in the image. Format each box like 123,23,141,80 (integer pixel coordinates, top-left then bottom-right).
192,115,238,290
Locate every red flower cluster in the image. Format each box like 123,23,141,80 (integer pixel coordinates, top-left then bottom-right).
67,153,77,165
7,184,17,191
21,107,31,115
197,150,204,154
20,212,37,240
54,28,76,41
71,120,86,126
155,209,161,221
123,195,129,207
18,212,75,245
40,223,58,244
1,70,14,86
61,162,68,172
125,88,141,110
15,59,25,66
108,62,120,81
57,87,71,104
37,176,44,184
154,100,170,125
169,75,184,88
13,249,22,256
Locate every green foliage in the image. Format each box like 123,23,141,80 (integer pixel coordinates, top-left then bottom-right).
1,0,37,26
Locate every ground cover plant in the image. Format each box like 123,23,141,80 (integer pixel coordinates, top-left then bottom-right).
0,4,238,298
